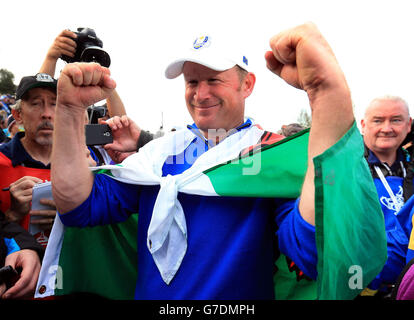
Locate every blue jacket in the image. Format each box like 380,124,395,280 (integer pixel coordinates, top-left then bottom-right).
365,149,410,290
60,122,318,299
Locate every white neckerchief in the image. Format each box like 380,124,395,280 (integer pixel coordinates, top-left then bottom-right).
374,162,406,214
95,123,264,284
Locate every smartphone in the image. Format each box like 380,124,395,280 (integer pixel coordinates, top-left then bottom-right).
85,124,113,146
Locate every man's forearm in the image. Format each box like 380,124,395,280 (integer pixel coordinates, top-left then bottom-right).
299,84,354,225
265,23,355,226
51,62,117,213
39,56,58,78
51,106,94,214
106,89,126,117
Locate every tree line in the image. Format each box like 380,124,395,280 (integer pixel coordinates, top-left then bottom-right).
0,69,16,94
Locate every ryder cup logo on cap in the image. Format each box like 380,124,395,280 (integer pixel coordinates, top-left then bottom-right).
165,34,250,79
193,36,211,50
36,73,55,83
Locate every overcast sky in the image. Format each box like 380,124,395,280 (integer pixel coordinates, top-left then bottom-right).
2,0,414,133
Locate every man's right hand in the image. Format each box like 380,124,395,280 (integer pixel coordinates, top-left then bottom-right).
57,62,116,114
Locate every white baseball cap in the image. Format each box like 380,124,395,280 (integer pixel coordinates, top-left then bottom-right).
165,35,250,79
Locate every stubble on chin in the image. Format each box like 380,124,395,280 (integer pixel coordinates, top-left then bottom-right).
35,134,53,146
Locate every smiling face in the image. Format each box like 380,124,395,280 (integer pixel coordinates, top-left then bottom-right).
182,62,255,137
13,87,56,146
361,98,412,162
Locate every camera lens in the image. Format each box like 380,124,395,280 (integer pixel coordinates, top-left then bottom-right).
81,47,111,67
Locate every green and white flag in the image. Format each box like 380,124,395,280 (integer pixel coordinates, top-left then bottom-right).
35,122,387,300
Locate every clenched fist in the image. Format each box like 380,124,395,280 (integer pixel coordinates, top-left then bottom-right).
265,22,349,103
57,62,116,113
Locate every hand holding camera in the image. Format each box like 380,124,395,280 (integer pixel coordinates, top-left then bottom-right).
61,27,111,67
47,29,77,62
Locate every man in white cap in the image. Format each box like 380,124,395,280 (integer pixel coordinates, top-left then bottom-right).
50,23,354,299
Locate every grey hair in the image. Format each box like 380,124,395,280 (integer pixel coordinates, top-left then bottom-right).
370,95,408,106
365,95,410,118
10,99,22,111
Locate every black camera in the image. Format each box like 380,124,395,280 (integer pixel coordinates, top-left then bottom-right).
61,28,111,67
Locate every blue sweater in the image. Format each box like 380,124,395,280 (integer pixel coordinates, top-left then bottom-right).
60,124,317,299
